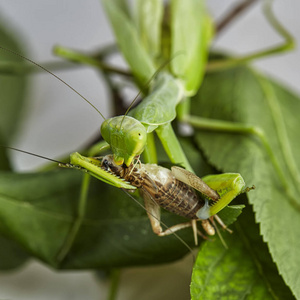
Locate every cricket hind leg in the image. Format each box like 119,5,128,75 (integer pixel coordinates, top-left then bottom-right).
142,188,231,247
209,215,233,249
213,214,233,234
141,189,200,245
196,215,233,250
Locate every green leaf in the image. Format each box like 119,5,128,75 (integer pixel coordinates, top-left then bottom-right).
217,205,244,227
135,0,163,59
0,137,10,171
0,13,32,269
0,234,29,270
0,17,29,170
0,136,243,270
170,0,212,95
0,168,195,269
191,203,294,299
191,66,300,298
102,0,156,86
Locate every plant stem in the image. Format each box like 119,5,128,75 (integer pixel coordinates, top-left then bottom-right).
55,172,91,263
216,0,259,34
208,0,294,72
54,46,132,77
107,269,121,300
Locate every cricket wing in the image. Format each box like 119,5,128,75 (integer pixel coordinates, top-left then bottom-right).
171,166,219,201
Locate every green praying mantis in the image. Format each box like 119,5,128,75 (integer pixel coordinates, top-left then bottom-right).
0,0,296,263
52,0,293,256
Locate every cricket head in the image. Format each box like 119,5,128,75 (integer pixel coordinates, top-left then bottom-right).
101,116,147,166
101,154,125,177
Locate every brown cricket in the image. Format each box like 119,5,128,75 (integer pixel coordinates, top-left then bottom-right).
100,155,229,245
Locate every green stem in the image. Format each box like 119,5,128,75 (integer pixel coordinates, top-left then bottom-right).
206,0,294,72
107,269,121,300
0,43,123,77
216,0,259,34
55,172,91,263
0,60,78,75
54,46,132,77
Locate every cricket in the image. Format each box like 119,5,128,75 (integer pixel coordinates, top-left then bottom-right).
0,0,298,299
68,152,247,246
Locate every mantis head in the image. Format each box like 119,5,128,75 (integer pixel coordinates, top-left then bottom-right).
101,116,147,166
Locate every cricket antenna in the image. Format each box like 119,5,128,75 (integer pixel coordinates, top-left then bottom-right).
0,46,106,120
2,145,67,166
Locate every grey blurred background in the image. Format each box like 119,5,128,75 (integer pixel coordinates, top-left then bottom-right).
0,1,299,299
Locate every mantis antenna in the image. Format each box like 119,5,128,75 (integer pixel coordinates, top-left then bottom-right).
0,46,106,120
120,53,184,129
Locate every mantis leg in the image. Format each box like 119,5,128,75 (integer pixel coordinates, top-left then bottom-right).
86,140,110,157
155,123,193,172
54,45,130,77
181,113,293,201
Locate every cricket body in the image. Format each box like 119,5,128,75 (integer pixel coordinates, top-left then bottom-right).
99,154,246,244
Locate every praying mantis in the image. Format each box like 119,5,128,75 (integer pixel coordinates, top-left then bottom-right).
0,0,296,271
44,0,293,259
1,1,299,299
